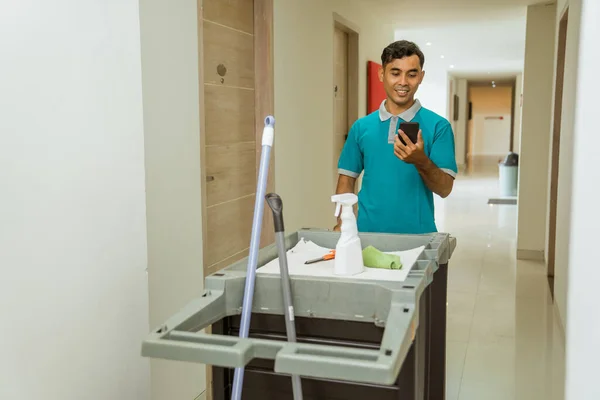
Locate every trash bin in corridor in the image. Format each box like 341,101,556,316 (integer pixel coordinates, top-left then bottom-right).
499,152,519,197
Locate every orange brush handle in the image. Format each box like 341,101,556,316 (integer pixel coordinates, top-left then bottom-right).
304,250,336,264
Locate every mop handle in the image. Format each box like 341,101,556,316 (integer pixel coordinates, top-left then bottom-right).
230,116,275,400
265,193,304,400
265,193,297,336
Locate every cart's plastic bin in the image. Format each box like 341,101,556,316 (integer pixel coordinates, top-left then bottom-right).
141,229,456,400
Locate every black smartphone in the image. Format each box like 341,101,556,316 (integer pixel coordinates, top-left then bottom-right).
399,122,419,145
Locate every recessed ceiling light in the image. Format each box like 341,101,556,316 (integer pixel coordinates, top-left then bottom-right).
440,55,445,59
426,42,432,46
449,65,455,68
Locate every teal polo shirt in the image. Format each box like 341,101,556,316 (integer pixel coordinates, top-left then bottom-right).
337,99,458,234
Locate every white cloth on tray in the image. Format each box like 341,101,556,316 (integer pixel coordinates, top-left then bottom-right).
256,237,425,282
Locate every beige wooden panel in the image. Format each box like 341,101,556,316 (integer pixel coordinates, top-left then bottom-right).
205,195,254,267
204,0,254,35
206,248,249,276
205,142,256,206
203,21,254,88
346,31,359,131
204,85,255,146
254,0,275,248
334,28,348,100
200,2,273,399
333,28,349,163
334,102,346,153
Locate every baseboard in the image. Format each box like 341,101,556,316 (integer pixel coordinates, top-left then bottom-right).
469,154,504,166
516,249,545,261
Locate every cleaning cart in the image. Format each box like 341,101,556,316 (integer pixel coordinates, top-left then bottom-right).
141,228,456,400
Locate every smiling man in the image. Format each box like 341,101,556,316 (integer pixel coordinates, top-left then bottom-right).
334,40,458,234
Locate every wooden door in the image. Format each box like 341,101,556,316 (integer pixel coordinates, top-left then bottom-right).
332,17,359,190
547,8,568,296
334,26,349,178
198,0,274,398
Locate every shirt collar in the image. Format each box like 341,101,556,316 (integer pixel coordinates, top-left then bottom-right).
378,98,422,122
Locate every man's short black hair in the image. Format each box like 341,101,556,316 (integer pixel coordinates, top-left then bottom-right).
381,40,425,69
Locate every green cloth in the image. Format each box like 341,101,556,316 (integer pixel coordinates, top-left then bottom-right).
362,246,402,270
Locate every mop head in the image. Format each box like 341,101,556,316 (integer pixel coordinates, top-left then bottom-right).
362,246,403,270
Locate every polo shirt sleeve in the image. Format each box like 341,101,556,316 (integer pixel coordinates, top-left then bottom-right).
337,121,363,179
430,121,458,179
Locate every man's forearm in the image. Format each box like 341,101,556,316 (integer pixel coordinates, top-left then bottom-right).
415,158,454,198
336,175,356,194
334,174,357,229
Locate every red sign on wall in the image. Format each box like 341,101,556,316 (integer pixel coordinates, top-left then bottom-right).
367,61,386,114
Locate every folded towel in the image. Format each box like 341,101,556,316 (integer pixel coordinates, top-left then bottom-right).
362,246,402,270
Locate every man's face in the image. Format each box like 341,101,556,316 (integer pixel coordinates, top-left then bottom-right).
379,55,425,108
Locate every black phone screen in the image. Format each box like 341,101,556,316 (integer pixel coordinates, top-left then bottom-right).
399,122,420,145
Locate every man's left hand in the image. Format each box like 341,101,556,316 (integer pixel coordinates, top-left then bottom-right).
394,130,428,166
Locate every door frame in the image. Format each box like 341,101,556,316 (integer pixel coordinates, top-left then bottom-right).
332,13,359,188
547,6,569,296
333,13,359,132
464,79,516,170
197,1,274,398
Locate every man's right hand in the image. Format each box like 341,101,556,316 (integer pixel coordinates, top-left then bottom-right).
332,223,341,232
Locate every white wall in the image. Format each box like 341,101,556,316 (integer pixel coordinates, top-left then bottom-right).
473,115,511,156
138,0,206,399
550,0,583,330
415,69,451,118
516,3,556,259
565,1,600,398
274,0,394,232
0,1,150,399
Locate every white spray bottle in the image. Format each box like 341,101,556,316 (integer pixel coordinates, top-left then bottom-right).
331,193,364,276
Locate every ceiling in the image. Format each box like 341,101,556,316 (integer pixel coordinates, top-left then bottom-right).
394,17,527,78
358,0,552,26
357,0,555,79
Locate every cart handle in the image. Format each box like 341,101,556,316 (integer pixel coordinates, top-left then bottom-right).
141,301,416,385
274,302,416,384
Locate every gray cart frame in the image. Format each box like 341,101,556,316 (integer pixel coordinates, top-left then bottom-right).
141,229,455,399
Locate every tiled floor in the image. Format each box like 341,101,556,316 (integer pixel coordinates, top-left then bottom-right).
435,168,566,400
